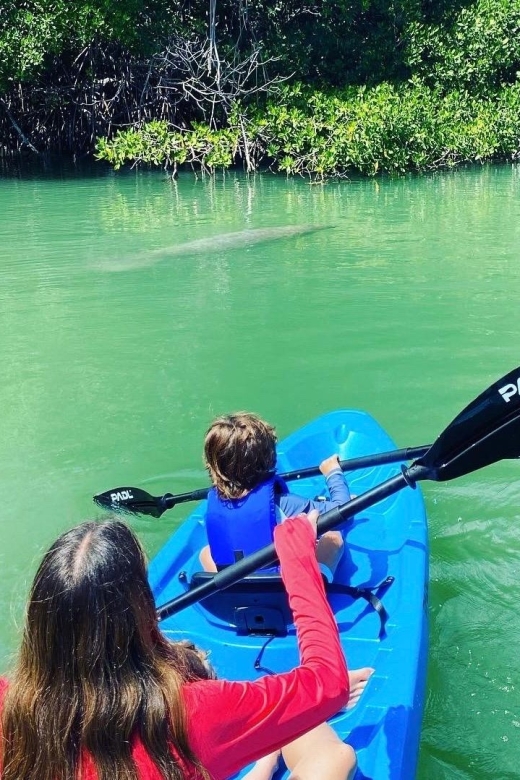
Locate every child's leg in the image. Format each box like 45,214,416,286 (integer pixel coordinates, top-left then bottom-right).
316,531,344,579
281,723,356,780
199,545,218,572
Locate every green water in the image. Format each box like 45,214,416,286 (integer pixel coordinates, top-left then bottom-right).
1,160,520,778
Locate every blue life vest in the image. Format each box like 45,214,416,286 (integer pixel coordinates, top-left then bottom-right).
206,477,278,570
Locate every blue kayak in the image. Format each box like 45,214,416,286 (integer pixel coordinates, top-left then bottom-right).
148,410,428,780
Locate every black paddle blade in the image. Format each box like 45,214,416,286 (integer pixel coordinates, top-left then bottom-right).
415,366,520,481
93,487,169,518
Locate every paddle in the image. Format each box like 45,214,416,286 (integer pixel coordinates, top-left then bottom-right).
155,365,520,620
93,444,431,518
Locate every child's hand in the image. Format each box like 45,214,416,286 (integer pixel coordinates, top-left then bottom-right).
319,454,341,476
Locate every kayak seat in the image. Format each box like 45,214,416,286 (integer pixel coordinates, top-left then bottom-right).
188,571,292,637
187,571,394,639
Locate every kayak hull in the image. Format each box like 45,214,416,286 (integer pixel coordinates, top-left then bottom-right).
149,410,429,780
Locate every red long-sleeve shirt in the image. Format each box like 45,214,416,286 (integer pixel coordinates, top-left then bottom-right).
0,516,349,779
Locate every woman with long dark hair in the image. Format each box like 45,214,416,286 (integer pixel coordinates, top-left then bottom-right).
0,513,369,780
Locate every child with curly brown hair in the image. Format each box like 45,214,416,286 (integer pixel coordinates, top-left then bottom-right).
199,412,351,581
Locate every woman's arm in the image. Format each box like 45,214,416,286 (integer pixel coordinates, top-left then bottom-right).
182,515,349,780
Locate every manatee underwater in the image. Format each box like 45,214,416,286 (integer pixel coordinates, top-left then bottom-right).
95,224,333,272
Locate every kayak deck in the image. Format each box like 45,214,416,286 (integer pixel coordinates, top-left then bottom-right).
149,410,428,780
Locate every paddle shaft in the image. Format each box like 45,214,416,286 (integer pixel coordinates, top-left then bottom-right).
159,444,431,511
156,462,427,621
151,364,520,619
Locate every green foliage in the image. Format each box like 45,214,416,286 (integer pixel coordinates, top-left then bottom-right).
0,0,175,90
265,81,520,176
4,0,520,96
215,0,424,86
5,0,520,175
95,119,240,173
405,0,520,93
0,2,67,87
96,82,520,178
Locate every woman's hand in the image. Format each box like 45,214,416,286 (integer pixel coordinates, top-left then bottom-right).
304,508,319,540
274,510,319,556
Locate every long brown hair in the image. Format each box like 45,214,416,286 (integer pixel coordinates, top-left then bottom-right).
0,520,211,780
204,412,277,499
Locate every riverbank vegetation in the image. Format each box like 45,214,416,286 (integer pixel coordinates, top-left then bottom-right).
2,1,520,177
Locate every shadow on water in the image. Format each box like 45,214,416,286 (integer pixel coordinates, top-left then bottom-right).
0,153,113,180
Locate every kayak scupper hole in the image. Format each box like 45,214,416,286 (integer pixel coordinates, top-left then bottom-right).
333,424,349,445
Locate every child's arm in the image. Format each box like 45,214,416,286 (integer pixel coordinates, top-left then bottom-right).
277,455,350,518
320,454,351,506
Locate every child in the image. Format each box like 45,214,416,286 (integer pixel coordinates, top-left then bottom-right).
199,412,351,580
199,415,373,780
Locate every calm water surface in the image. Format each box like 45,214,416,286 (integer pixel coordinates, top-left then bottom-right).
1,161,520,779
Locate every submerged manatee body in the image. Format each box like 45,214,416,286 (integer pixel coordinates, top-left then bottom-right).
97,224,333,272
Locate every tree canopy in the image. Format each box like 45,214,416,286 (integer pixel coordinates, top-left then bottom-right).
2,0,520,176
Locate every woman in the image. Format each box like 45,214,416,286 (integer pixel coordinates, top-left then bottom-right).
0,513,370,780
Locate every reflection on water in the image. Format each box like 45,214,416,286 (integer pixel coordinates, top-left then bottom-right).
1,162,520,778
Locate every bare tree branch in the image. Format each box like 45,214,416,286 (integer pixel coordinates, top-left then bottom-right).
0,96,38,153
0,31,287,157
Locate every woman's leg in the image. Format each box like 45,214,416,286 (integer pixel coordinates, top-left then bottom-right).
347,666,374,709
280,666,374,780
241,751,280,780
240,668,372,780
281,723,356,780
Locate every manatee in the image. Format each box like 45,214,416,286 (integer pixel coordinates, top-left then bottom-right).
96,224,333,272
